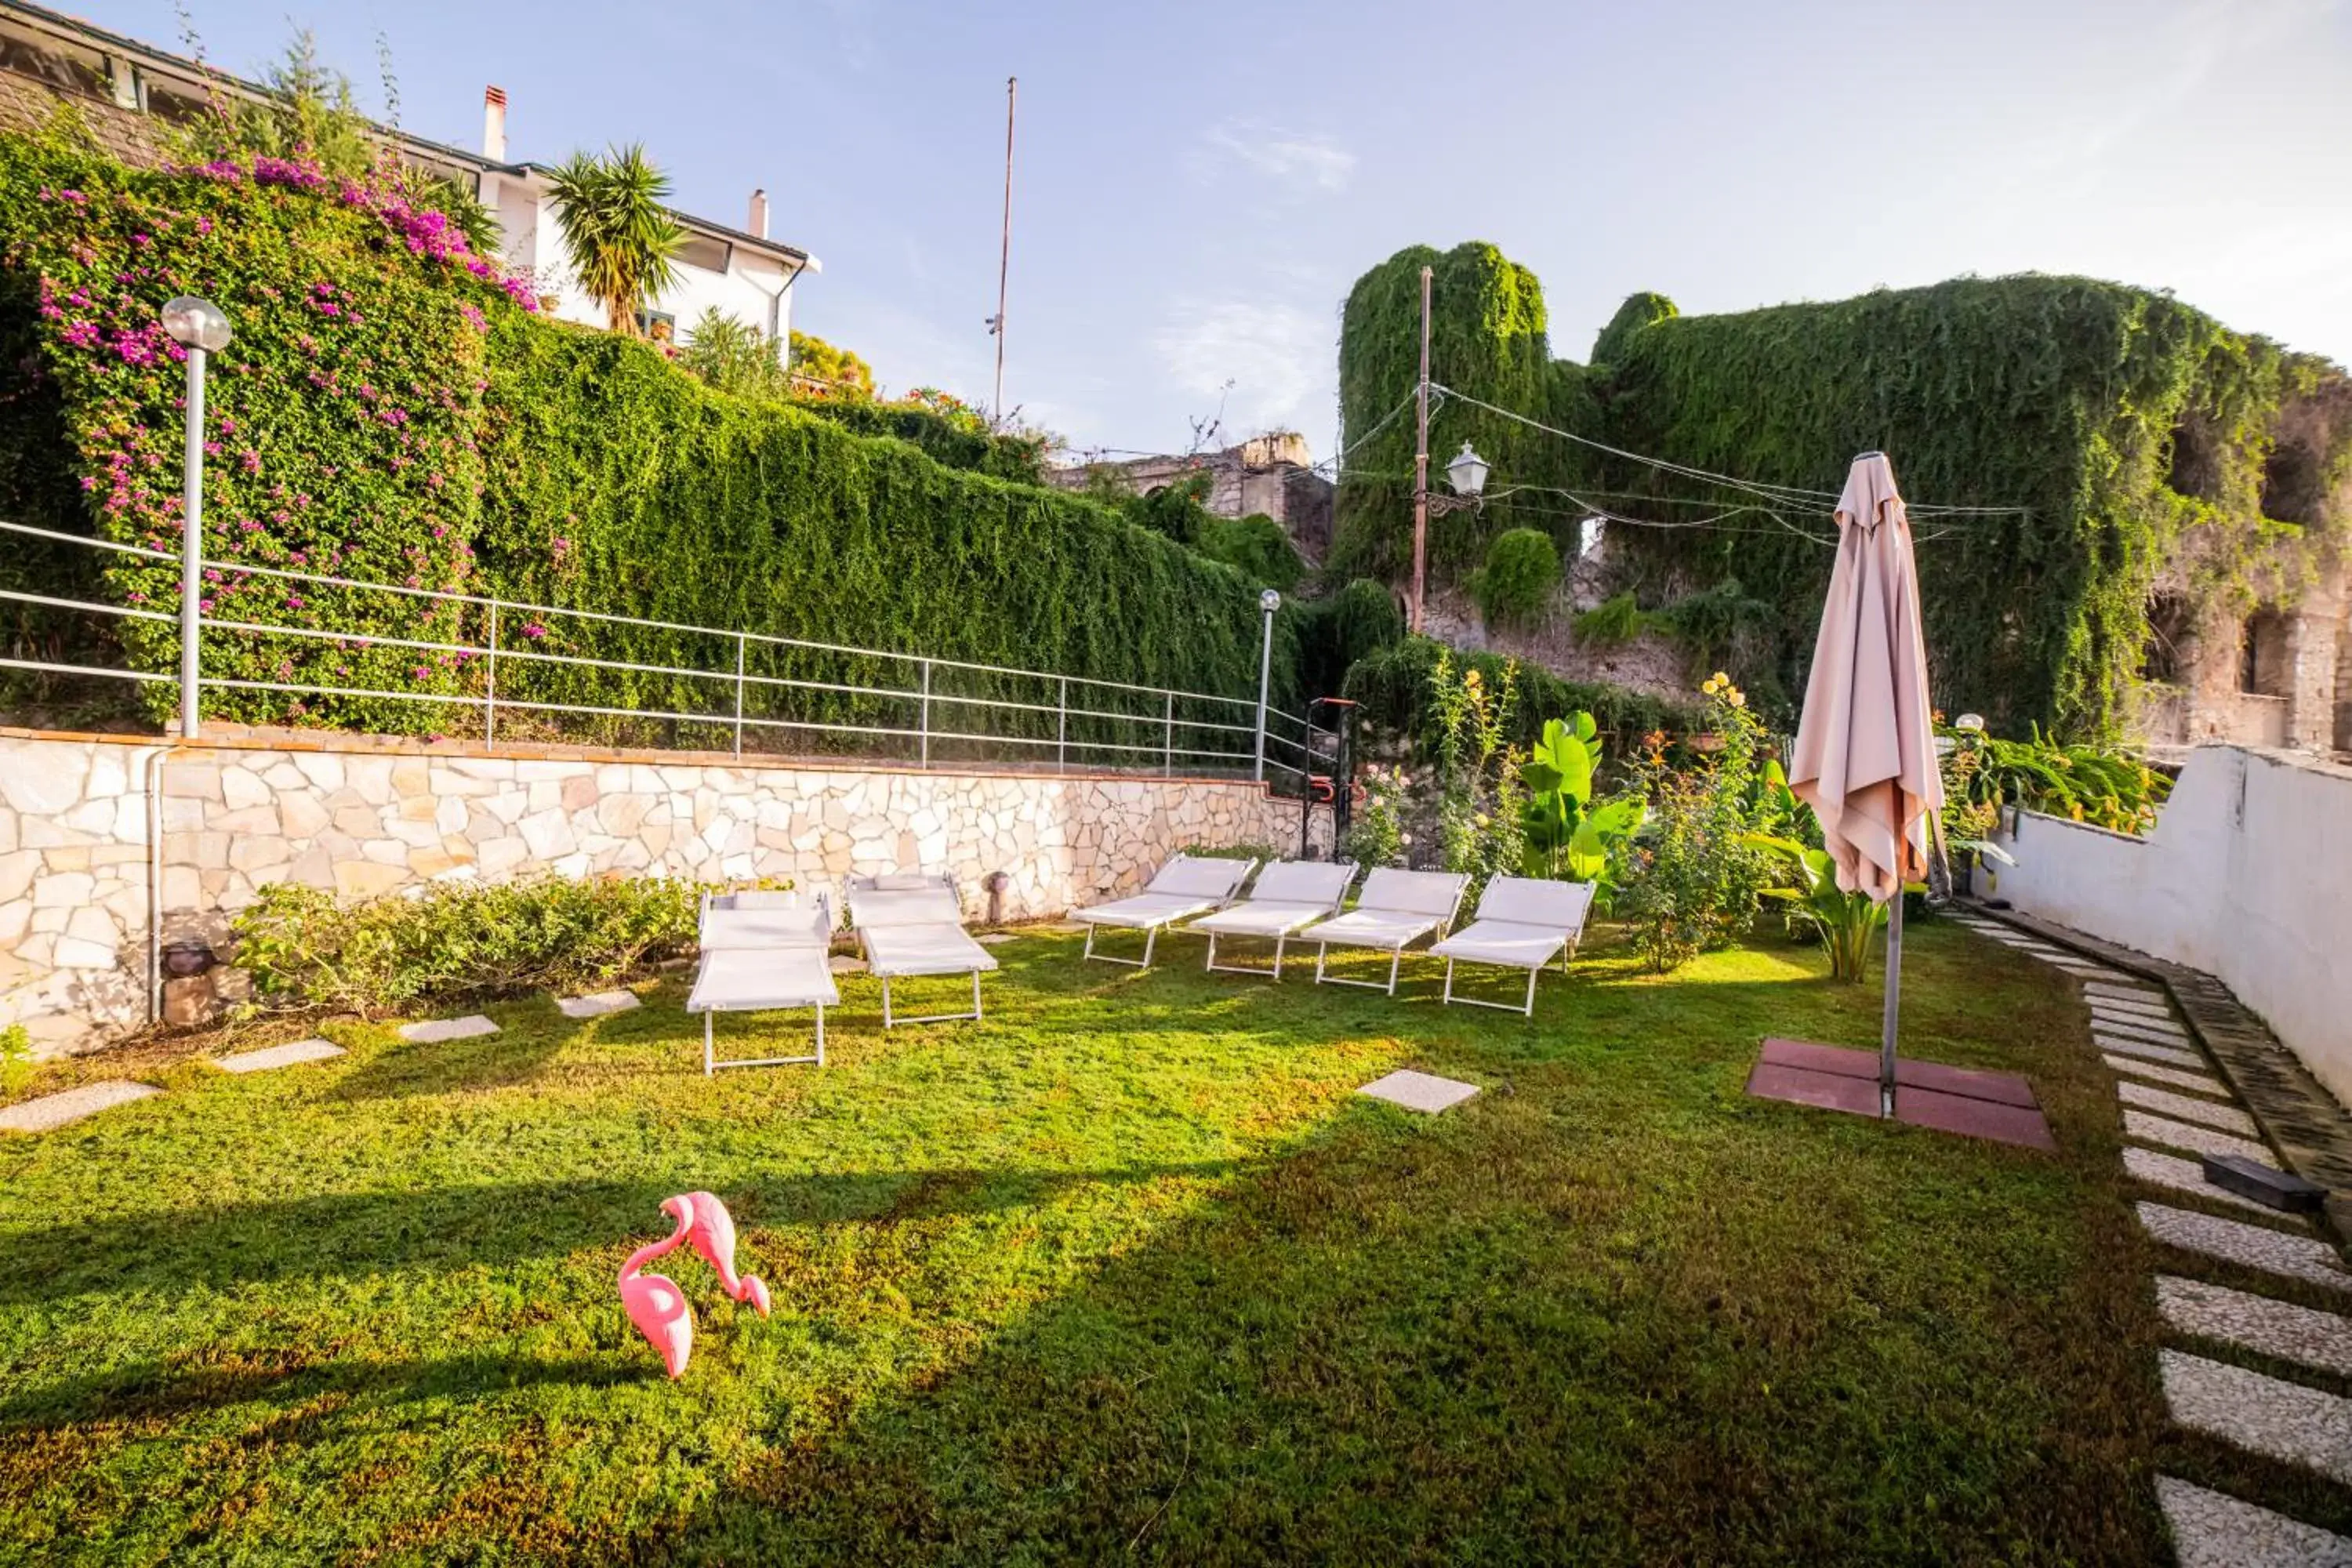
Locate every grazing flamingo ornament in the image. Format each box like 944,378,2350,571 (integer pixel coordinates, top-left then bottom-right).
678,1190,774,1316
619,1196,697,1379
618,1192,770,1377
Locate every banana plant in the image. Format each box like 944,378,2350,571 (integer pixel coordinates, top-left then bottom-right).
1741,834,1914,984
1519,713,1645,895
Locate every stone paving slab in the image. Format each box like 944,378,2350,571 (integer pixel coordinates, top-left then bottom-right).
828,955,869,974
2159,1276,2352,1377
975,932,1019,946
0,1080,160,1133
397,1015,499,1043
2099,1033,2211,1072
2094,1014,2193,1044
555,990,639,1020
2137,1202,2352,1292
2086,979,2164,1002
2119,1081,2260,1136
213,1038,346,1074
2092,997,2180,1025
2127,1109,2275,1165
2125,1147,2307,1218
1359,1069,1481,1114
2161,1349,2352,1484
2157,1475,2352,1568
2105,1054,2231,1096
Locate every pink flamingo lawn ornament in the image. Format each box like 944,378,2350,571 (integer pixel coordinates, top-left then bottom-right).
619,1193,773,1378
678,1190,775,1316
619,1196,697,1379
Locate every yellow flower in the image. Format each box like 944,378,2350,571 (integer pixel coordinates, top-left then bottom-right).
1728,690,1747,709
1711,670,1730,687
1700,677,1720,695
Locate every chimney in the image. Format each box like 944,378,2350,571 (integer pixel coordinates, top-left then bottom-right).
483,85,507,162
748,188,769,240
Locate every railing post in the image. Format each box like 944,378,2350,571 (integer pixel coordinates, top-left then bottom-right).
733,632,747,758
920,659,932,768
1163,691,1174,776
484,601,499,746
1057,676,1069,773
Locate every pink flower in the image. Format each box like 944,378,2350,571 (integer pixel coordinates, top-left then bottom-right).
521,623,547,640
285,595,305,609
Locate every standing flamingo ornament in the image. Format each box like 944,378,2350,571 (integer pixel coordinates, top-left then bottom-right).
678,1190,775,1316
618,1192,770,1377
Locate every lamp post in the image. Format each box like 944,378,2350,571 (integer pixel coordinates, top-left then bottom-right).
1253,587,1280,782
1406,263,1493,632
160,296,230,741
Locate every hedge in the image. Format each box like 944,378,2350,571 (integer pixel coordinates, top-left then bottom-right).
1334,248,2352,737
0,124,1298,755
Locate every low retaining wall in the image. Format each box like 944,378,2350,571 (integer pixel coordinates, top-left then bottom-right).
0,728,1312,1054
1988,745,2352,1109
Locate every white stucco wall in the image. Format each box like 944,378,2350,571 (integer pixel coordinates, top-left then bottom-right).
483,174,799,350
1987,746,2352,1107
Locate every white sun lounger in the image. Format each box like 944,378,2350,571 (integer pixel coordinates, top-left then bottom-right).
1298,868,1472,995
1183,859,1358,980
1071,853,1255,970
1430,876,1596,1015
847,873,999,1027
686,890,839,1073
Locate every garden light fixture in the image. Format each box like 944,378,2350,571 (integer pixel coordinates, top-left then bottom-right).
1445,441,1490,499
162,296,230,739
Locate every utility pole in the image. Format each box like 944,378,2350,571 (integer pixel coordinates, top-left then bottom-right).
1410,263,1432,634
992,75,1016,426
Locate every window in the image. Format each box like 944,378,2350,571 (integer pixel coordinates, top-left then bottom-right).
2240,608,2291,698
636,310,677,343
2140,593,2192,684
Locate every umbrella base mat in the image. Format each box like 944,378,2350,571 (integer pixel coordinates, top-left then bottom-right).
1747,1037,2056,1151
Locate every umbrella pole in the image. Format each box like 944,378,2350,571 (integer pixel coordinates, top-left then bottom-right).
1880,890,1904,1117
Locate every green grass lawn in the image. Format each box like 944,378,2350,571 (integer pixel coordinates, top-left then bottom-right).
0,916,2270,1563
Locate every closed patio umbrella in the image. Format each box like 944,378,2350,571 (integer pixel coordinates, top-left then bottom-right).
1787,452,1943,1116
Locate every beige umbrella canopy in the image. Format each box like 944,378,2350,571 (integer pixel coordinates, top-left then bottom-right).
1788,452,1944,1111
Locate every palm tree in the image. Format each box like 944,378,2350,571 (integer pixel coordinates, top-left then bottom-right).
544,144,684,336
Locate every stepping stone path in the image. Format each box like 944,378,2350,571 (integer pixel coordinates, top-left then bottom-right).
556,990,640,1019
0,1080,159,1133
397,1015,499,1043
2161,1350,2352,1486
2120,1081,2261,1136
975,933,1019,946
2158,1476,2352,1567
2098,1014,2194,1045
2125,1148,2303,1218
2128,1109,2274,1165
212,1039,346,1074
2159,1276,2352,1378
2104,1054,2231,1096
1358,1069,1480,1114
2100,1033,2212,1071
828,954,869,975
2136,1203,2352,1293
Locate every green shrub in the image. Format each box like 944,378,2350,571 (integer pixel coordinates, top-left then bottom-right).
0,1022,31,1095
1341,636,1696,758
231,875,711,1012
1613,683,1773,971
1340,763,1406,869
1295,578,1403,702
0,129,1290,742
1570,592,1658,646
1196,514,1303,593
1472,528,1560,626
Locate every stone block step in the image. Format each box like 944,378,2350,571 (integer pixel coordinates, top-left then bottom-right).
212,1039,346,1073
2104,1054,2230,1096
2125,1147,2308,1220
2159,1276,2352,1377
397,1015,499,1043
0,1080,161,1133
2161,1349,2352,1485
2126,1109,2273,1166
2156,1476,2352,1568
2137,1201,2352,1292
2119,1081,2259,1136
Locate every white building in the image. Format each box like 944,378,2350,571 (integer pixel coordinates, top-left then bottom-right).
474,86,818,354
0,2,819,358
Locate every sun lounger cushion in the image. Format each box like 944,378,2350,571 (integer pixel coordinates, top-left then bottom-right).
1072,892,1221,929
1298,907,1442,952
1465,876,1594,933
862,921,1000,978
1352,868,1472,921
1144,855,1253,900
1431,921,1570,967
1244,859,1356,908
687,948,839,1013
701,895,831,951
1188,901,1337,938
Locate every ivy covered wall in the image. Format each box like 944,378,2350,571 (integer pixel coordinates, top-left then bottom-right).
0,126,1297,750
1334,248,2352,736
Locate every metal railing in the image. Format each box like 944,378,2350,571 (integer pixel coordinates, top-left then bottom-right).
1,518,1327,784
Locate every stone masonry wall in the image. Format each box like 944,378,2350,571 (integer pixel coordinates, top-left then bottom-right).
0,730,1313,1055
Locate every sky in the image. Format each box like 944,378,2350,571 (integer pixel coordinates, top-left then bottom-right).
68,0,2352,464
